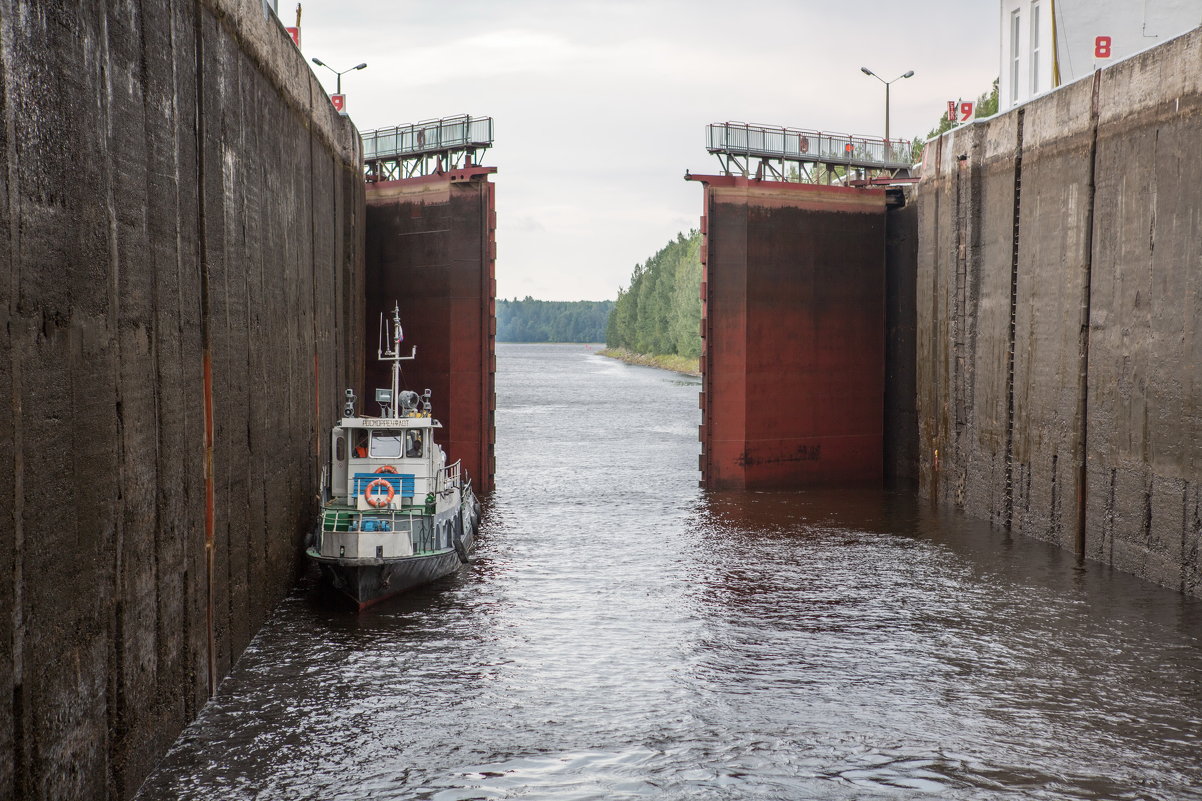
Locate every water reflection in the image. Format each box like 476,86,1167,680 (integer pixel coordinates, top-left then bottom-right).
136,345,1202,801
682,488,1202,800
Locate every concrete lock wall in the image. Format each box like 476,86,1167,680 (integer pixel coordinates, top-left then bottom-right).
364,169,497,495
0,1,364,798
917,26,1202,596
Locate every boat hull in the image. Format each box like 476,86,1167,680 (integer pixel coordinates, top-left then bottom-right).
311,548,466,609
308,490,480,610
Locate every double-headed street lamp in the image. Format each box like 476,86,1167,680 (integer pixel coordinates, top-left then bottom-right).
860,67,914,142
311,58,368,94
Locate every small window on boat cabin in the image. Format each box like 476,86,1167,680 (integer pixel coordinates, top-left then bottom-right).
335,435,346,461
405,429,424,458
370,430,403,458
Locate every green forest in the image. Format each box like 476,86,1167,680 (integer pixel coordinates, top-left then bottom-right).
605,230,702,359
495,298,613,343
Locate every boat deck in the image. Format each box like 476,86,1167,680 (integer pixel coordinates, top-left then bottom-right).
321,502,433,532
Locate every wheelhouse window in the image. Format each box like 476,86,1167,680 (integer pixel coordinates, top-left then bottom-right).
370,431,403,458
405,430,424,458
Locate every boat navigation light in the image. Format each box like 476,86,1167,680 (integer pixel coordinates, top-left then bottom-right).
376,388,394,416
344,388,357,417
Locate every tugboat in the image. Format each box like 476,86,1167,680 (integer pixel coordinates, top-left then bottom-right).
307,304,480,609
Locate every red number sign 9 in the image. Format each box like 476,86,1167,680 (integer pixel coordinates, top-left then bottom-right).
1095,35,1112,58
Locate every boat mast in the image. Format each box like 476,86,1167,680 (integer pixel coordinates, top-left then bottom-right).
377,303,415,418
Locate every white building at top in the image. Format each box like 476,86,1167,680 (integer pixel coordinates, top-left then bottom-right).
1000,0,1202,107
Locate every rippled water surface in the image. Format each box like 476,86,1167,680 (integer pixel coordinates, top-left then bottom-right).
137,343,1202,800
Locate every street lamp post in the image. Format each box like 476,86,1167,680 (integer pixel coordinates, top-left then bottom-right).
311,58,368,95
860,67,914,142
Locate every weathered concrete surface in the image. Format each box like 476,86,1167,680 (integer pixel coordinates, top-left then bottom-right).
1088,29,1202,594
692,176,886,490
364,168,497,494
917,26,1202,595
0,1,364,798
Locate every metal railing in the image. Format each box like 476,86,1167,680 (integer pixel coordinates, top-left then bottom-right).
318,508,443,555
362,115,493,161
439,459,462,494
706,121,913,171
321,507,425,533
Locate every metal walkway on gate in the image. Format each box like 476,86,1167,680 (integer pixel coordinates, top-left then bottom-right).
705,121,915,184
363,114,494,181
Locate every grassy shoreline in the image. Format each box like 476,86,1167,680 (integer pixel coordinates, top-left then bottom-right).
597,347,700,377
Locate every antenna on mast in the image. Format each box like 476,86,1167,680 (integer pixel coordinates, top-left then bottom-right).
376,302,416,418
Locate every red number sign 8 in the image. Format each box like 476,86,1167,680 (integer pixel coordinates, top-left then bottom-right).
1095,35,1112,58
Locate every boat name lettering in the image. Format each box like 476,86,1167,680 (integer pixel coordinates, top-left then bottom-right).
362,419,412,428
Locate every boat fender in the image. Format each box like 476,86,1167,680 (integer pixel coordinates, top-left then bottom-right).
364,478,396,508
452,524,470,564
374,465,399,474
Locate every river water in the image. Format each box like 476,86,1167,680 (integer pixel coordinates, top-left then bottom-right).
136,343,1202,801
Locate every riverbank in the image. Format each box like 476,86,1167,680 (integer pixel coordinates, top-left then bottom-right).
598,347,700,377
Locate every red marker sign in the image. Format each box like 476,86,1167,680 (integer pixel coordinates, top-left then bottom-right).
947,100,975,123
285,26,300,47
330,94,346,112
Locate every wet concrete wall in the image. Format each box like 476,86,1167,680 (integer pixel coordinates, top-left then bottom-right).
364,168,497,494
693,176,887,490
917,27,1202,595
0,1,364,798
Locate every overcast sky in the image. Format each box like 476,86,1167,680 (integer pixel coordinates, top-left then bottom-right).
294,0,1000,301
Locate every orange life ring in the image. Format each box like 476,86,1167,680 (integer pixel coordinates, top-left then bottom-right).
374,465,399,474
364,478,395,508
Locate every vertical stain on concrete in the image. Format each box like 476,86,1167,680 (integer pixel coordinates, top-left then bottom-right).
1107,467,1117,563
1049,452,1059,540
1,0,27,790
1184,482,1201,596
191,2,217,701
1004,108,1025,530
1143,479,1154,546
1075,70,1101,557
